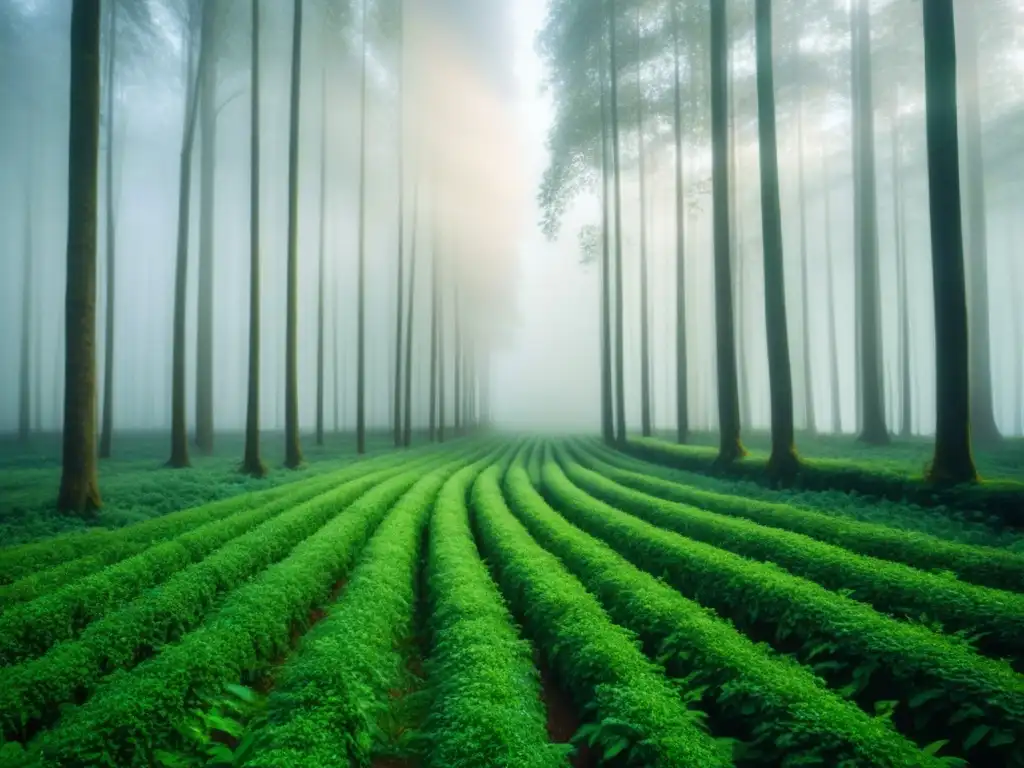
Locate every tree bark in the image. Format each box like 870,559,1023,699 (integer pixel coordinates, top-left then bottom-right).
671,0,688,444
636,7,652,438
99,0,116,458
922,0,977,483
822,146,842,434
283,0,304,468
711,0,745,463
355,0,368,454
403,178,419,447
58,0,103,514
195,46,217,456
796,61,816,435
314,71,327,447
609,0,627,445
241,0,265,477
728,22,750,430
755,0,797,477
852,0,889,444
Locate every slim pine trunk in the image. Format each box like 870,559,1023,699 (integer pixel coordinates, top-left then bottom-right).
822,147,842,434
710,0,744,463
599,41,614,444
283,0,304,468
637,8,652,438
957,1,1000,445
99,0,116,458
241,0,265,477
852,0,889,445
355,0,368,454
403,180,419,447
755,0,796,476
891,114,912,438
169,12,209,469
671,0,688,444
315,73,327,447
609,0,627,444
195,52,216,456
796,66,816,435
392,0,405,447
922,0,977,483
58,0,103,514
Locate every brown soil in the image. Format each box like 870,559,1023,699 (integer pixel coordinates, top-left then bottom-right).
539,662,599,768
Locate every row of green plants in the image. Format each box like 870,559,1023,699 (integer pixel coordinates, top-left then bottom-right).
471,459,733,767
561,446,1024,663
626,439,1024,525
0,452,446,744
423,449,568,767
508,454,944,766
23,451,479,767
579,440,1024,593
541,450,1024,766
244,455,480,767
0,441,444,587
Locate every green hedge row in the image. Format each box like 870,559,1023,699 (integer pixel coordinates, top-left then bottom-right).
29,451,475,767
0,442,445,588
0,453,443,743
577,440,1024,594
559,447,1024,663
542,455,1024,766
507,456,940,766
246,455,480,767
423,453,568,768
471,464,731,767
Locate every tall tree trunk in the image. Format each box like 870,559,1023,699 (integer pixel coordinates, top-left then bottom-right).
852,0,889,444
333,272,340,433
19,188,33,444
99,0,116,458
710,0,744,463
637,7,652,438
671,0,688,444
1013,218,1023,437
796,63,816,435
822,147,842,434
392,0,405,447
438,267,446,444
58,0,102,514
399,177,415,448
755,0,797,476
169,8,210,469
922,0,977,483
728,24,749,430
428,214,439,442
355,0,368,454
609,0,627,445
956,1,1000,445
315,72,327,447
453,284,462,436
891,113,912,438
195,50,217,456
241,0,265,477
283,0,304,468
599,37,614,444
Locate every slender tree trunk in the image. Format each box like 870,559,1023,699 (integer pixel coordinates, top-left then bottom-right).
636,7,652,438
728,27,749,430
169,11,210,469
796,64,816,435
241,0,265,477
403,179,419,447
852,0,889,444
19,188,33,444
392,0,405,447
710,0,744,463
58,0,103,514
355,0,369,454
428,212,439,442
922,0,977,483
195,48,217,456
453,284,462,436
822,147,842,434
283,0,304,468
755,0,797,476
1012,218,1024,437
608,0,627,444
891,113,912,438
99,0,116,458
599,39,614,444
438,264,446,444
672,0,688,444
333,272,340,433
956,1,1000,445
313,72,327,447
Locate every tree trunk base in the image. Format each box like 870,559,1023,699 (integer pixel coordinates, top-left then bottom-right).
240,458,267,478
926,458,978,486
715,438,747,466
57,476,102,517
857,427,891,446
766,448,800,482
166,452,191,469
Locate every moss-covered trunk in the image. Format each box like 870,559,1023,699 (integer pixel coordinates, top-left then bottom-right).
754,0,796,477
58,0,103,515
922,0,977,483
283,0,304,468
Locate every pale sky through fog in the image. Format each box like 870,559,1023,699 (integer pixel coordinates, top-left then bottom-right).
493,0,602,431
